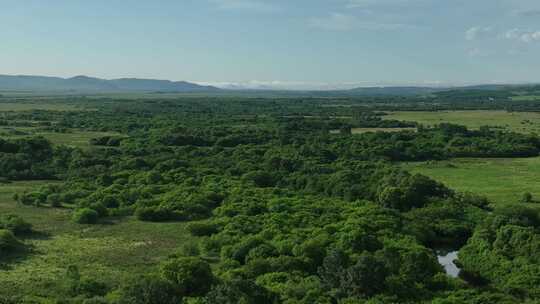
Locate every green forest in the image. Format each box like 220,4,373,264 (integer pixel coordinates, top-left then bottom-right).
1,94,540,303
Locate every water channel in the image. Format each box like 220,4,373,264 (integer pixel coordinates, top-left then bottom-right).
437,250,460,278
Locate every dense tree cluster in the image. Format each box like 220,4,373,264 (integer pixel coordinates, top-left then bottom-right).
2,97,540,303
458,205,540,299
0,137,59,180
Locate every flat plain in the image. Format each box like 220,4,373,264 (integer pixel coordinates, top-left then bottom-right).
0,127,122,149
403,157,540,208
385,110,540,133
0,102,82,111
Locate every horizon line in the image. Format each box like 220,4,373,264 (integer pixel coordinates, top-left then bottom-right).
0,73,538,91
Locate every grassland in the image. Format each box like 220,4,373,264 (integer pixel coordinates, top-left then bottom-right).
0,181,195,298
351,127,416,134
0,102,82,111
385,110,540,133
33,130,122,148
0,102,121,149
403,157,540,208
0,127,122,149
511,95,540,101
329,127,416,134
384,110,540,207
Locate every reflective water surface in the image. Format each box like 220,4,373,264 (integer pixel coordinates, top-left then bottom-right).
437,250,460,278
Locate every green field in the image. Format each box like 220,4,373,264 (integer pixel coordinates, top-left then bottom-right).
0,127,123,149
385,110,540,133
0,104,121,148
383,110,540,206
351,127,416,134
511,95,540,101
0,181,195,298
403,157,540,208
329,127,416,134
25,130,123,148
0,102,82,111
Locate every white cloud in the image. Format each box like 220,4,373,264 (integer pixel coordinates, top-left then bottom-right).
463,27,540,44
467,48,490,58
346,0,425,8
209,0,277,12
503,28,540,43
347,0,381,8
504,0,540,17
465,26,492,41
309,13,357,31
195,80,455,91
309,13,414,31
514,9,540,17
195,80,374,90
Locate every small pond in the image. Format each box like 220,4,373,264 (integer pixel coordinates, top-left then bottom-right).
437,250,461,278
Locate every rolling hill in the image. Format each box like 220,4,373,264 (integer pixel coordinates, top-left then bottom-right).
0,75,220,93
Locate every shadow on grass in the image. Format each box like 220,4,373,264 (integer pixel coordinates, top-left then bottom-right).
97,216,126,226
22,230,51,241
0,245,32,271
0,230,52,270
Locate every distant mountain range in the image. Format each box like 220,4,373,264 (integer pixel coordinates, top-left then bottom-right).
342,84,539,96
344,86,440,96
0,75,220,93
0,74,536,96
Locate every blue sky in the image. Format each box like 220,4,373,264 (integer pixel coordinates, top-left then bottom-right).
1,0,540,89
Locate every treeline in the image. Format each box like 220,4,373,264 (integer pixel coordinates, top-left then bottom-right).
341,123,540,160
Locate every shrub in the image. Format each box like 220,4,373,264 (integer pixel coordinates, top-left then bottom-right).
82,298,109,304
71,278,108,297
46,193,63,207
0,229,22,254
494,205,540,228
118,275,181,304
90,202,109,217
66,265,108,297
0,214,32,235
204,279,277,304
72,208,99,224
78,200,109,217
135,206,178,222
457,192,490,209
521,192,533,203
242,171,276,188
17,191,47,206
179,242,200,257
160,257,215,297
102,195,119,208
186,221,219,236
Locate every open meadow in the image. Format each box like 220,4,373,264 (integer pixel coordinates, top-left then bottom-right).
0,127,123,149
389,110,540,209
385,110,540,133
0,181,196,299
0,102,83,111
403,157,540,208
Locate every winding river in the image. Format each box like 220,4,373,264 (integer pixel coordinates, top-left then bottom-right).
437,250,461,278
